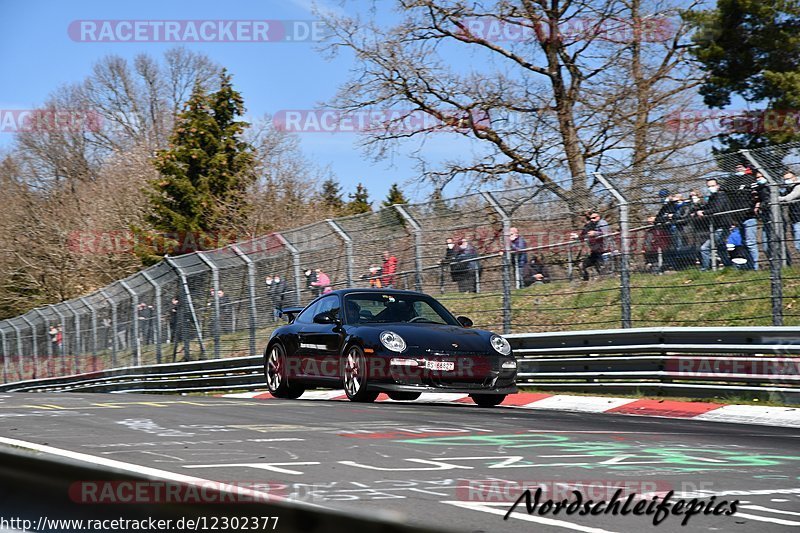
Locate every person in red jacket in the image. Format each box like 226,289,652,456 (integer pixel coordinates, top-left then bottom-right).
381,250,398,288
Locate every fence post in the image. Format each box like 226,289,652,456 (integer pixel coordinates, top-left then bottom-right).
232,244,258,358
741,149,784,326
63,302,81,374
482,192,512,334
50,305,68,374
9,321,24,380
0,324,7,384
196,252,221,359
20,315,39,378
120,281,141,366
140,272,162,364
276,233,303,305
393,205,423,292
593,173,632,328
79,297,98,360
327,219,354,288
99,289,118,367
164,256,206,361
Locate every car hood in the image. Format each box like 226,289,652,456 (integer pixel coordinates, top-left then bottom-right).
355,323,498,353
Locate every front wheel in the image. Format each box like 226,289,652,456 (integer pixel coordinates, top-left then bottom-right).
265,343,304,399
342,345,379,403
470,394,506,407
387,391,422,401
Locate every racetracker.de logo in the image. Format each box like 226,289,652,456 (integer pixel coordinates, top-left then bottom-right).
272,109,492,133
0,110,102,133
68,20,328,42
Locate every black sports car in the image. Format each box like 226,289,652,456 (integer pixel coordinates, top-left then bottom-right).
263,289,517,406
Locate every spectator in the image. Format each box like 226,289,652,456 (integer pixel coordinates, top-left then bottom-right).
694,178,733,270
521,255,550,286
217,290,233,333
381,250,398,287
56,325,63,355
169,297,182,344
272,275,287,321
311,268,332,294
779,171,800,254
509,227,528,286
441,238,458,284
751,171,773,259
453,238,479,292
137,302,154,345
573,211,609,281
265,275,275,315
49,325,59,355
728,164,759,270
304,268,319,297
362,265,383,288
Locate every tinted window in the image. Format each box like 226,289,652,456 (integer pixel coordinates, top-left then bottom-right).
314,295,340,319
343,293,458,325
295,299,320,324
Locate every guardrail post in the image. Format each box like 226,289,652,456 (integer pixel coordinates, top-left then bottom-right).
164,256,206,361
119,281,141,366
393,205,423,292
99,289,118,367
79,297,98,360
9,321,24,380
593,173,632,328
232,245,258,358
275,233,303,305
327,219,354,287
20,315,39,378
741,149,784,326
196,252,221,359
63,302,81,374
0,324,8,384
481,192,512,334
50,305,68,374
140,272,162,365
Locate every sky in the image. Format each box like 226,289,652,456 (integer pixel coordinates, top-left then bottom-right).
0,0,464,202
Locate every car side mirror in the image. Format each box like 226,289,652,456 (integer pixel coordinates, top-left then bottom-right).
457,316,473,328
313,312,334,324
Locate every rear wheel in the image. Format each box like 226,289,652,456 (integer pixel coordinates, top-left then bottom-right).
342,345,379,403
470,394,506,407
387,391,422,401
265,343,304,399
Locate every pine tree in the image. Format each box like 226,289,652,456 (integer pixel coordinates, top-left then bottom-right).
345,182,372,214
144,69,255,260
381,183,409,207
320,177,344,212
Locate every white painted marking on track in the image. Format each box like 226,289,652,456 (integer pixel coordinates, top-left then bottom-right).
442,500,618,533
184,462,321,475
741,505,800,517
733,512,800,526
0,436,324,509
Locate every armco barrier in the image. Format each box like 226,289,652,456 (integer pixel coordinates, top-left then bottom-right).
1,327,798,401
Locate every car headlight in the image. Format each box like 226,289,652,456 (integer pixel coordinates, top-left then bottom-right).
380,331,407,353
490,335,512,356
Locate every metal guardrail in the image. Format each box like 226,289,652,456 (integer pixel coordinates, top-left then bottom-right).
1,327,799,400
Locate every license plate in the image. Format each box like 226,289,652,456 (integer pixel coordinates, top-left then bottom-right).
425,360,455,371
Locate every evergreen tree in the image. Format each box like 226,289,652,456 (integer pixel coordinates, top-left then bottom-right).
144,69,255,260
687,0,800,149
381,183,409,207
320,177,344,212
345,182,372,214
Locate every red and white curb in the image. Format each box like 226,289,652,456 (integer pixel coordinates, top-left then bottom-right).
221,391,800,428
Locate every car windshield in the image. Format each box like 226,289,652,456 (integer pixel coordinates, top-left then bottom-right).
343,293,460,326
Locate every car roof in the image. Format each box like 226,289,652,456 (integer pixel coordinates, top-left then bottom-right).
327,288,429,297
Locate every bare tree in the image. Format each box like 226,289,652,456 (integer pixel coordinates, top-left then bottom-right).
321,0,706,210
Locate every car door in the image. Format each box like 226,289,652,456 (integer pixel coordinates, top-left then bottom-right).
298,294,342,381
292,299,320,378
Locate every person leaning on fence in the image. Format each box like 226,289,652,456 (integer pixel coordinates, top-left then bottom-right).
453,238,479,292
574,211,609,281
780,171,800,254
311,268,332,294
694,178,733,270
522,255,550,286
381,250,397,288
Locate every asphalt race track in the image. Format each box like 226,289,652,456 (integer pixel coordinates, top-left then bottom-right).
1,392,799,533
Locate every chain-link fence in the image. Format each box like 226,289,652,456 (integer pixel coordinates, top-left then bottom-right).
1,143,799,383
